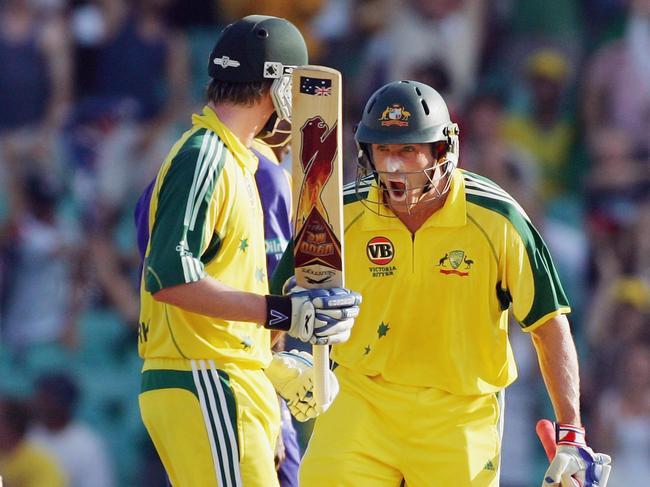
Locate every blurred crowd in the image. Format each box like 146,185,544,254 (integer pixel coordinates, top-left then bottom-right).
0,0,649,485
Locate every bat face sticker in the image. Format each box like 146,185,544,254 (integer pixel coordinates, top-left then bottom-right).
296,116,338,227
294,116,342,274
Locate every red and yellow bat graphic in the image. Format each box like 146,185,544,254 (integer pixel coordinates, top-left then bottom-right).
291,66,344,408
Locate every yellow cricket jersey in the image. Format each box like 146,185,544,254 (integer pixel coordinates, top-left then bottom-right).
139,106,271,368
502,115,574,198
0,441,67,487
335,168,570,394
271,168,570,395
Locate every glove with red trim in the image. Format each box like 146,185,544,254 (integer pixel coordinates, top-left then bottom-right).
540,422,611,487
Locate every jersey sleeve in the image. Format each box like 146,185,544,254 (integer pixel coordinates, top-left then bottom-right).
505,217,570,330
144,140,227,293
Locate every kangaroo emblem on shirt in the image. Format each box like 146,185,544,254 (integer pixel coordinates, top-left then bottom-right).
437,250,473,277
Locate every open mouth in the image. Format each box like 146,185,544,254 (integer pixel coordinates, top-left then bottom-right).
386,180,407,201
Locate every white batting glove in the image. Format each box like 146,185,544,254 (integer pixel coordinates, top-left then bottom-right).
542,424,611,487
264,278,361,345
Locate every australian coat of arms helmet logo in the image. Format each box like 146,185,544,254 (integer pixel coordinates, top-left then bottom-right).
379,104,411,127
437,250,474,276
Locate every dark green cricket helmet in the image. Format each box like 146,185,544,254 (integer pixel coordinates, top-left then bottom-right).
355,80,458,145
208,15,308,83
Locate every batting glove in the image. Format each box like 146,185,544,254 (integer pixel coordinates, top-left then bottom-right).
264,350,339,421
542,423,612,487
264,278,361,345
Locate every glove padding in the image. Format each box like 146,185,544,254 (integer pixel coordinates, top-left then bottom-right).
264,350,339,421
542,423,611,487
264,278,362,345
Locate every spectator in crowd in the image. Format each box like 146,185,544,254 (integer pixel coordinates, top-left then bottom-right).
635,199,650,280
579,0,628,48
505,0,582,44
584,125,650,255
582,125,650,330
219,0,325,59
341,0,393,105
28,372,115,487
357,0,485,109
583,0,650,160
594,341,650,487
1,174,81,355
0,396,68,487
67,0,189,223
0,0,72,221
581,127,650,394
503,48,575,201
461,92,540,209
87,209,141,328
585,273,650,390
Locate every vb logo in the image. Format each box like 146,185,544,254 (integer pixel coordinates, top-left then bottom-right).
366,236,394,265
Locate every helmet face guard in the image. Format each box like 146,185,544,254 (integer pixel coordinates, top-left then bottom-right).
355,126,459,214
354,80,460,214
263,62,295,122
257,111,292,147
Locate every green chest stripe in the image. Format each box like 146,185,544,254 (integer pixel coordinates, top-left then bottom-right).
465,191,568,326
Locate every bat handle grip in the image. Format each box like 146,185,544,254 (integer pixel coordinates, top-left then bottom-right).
312,344,330,411
536,419,557,461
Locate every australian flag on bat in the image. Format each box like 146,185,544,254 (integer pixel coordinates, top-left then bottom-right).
300,76,332,96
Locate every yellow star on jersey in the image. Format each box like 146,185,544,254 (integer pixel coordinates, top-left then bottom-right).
239,238,249,252
377,322,390,338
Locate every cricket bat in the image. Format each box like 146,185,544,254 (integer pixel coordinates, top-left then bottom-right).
291,66,344,410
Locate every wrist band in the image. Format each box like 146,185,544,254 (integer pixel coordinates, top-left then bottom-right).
264,295,292,331
556,423,586,447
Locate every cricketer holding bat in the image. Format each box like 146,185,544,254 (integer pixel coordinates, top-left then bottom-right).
135,15,360,486
273,80,611,486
